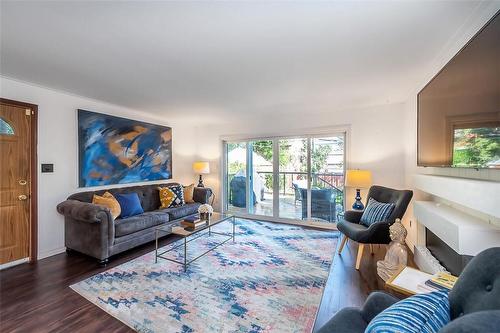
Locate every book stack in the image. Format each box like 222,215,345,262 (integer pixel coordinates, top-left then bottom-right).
417,272,458,293
181,215,206,230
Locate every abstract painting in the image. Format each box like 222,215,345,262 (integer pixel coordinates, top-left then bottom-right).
78,110,172,187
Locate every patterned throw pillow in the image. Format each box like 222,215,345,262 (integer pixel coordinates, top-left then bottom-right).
183,184,195,203
360,198,395,227
92,191,121,219
159,185,185,209
365,289,451,333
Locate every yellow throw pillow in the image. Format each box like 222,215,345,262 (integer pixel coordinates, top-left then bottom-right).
92,191,121,219
183,184,195,203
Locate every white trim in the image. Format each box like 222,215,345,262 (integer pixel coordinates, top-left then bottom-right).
220,124,351,142
221,127,349,228
0,257,29,270
38,246,66,260
307,138,312,220
272,140,280,219
232,212,337,231
219,142,228,213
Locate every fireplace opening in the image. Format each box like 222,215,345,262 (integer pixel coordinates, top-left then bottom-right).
425,228,473,276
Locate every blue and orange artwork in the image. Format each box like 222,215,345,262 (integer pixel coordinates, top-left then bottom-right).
78,110,172,187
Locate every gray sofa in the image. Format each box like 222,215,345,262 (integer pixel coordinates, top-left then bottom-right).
57,183,212,264
316,247,500,333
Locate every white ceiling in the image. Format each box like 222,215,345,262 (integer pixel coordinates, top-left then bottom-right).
0,1,497,120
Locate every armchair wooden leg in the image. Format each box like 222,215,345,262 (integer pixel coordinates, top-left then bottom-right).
370,244,374,254
355,244,365,270
338,235,348,254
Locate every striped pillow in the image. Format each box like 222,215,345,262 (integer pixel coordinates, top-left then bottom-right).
360,198,395,227
365,289,450,333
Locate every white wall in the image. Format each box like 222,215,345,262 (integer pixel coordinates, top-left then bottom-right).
0,77,196,259
192,102,408,211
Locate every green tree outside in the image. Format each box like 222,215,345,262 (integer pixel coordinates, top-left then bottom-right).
452,127,499,167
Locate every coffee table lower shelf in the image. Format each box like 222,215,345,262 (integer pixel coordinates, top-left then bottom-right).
154,215,235,272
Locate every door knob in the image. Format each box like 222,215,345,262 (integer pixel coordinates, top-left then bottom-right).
18,194,28,201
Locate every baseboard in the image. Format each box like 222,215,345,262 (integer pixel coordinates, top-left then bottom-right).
38,247,66,260
0,257,29,270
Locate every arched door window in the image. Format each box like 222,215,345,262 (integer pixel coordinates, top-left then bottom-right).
0,117,14,135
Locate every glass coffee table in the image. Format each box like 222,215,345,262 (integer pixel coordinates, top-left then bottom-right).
155,212,235,272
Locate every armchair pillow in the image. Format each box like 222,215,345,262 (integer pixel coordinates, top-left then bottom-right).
360,198,395,227
114,193,144,218
365,289,450,333
92,191,121,219
159,184,185,209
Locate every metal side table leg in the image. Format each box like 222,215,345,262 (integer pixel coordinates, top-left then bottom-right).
155,229,158,263
183,237,187,272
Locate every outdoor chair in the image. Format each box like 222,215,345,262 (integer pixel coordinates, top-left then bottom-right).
299,188,336,222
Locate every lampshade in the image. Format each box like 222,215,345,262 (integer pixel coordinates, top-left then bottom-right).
345,169,372,189
193,161,210,174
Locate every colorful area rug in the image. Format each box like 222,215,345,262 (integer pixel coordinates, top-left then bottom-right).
71,219,338,333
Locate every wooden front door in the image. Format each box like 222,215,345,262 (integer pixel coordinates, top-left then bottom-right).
0,101,34,264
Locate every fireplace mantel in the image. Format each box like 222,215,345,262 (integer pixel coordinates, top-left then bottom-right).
414,174,500,218
414,201,500,256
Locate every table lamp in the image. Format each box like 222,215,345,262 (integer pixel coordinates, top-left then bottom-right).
193,161,210,187
345,169,372,210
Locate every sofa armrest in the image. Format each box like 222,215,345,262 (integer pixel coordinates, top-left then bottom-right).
57,200,111,223
316,292,399,333
57,199,114,261
344,210,363,223
438,310,500,333
360,291,399,323
193,187,213,204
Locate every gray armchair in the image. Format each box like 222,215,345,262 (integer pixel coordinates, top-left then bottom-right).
337,185,413,269
316,247,500,333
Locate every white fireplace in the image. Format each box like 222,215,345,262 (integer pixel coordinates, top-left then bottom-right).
412,174,500,274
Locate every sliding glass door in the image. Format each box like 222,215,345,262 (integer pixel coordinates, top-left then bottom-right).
278,138,308,220
224,133,345,225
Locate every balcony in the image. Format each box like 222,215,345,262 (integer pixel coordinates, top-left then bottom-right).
228,171,344,223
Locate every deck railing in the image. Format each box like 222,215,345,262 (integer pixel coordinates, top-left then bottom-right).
254,171,344,195
227,171,344,195
228,171,345,222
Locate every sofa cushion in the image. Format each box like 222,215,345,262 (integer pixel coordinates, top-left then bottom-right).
67,182,183,212
183,184,195,203
161,203,201,220
115,211,169,237
92,192,121,219
115,193,144,218
159,185,185,209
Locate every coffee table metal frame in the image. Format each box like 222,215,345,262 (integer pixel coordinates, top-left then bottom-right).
155,214,235,272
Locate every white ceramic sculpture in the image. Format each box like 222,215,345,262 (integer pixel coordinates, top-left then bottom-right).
377,218,408,281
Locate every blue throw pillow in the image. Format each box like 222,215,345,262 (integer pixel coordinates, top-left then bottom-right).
360,198,395,227
114,193,144,218
365,290,450,333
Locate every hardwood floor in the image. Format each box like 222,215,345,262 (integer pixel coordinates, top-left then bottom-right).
0,225,403,333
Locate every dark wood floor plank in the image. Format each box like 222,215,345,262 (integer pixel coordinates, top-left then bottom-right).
1,226,408,333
